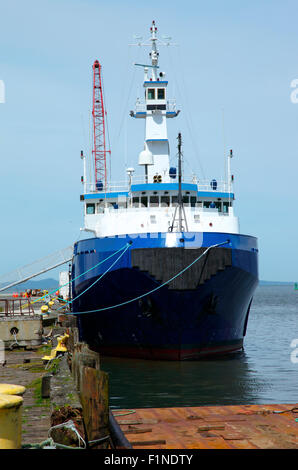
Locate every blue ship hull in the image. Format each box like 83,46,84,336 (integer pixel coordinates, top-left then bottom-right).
72,232,258,360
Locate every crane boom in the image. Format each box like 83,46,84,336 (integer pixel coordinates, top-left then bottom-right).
92,60,107,189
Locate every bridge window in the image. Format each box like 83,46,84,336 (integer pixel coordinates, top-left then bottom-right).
223,202,231,213
132,197,140,208
172,195,178,207
141,196,148,207
190,196,196,207
157,88,165,99
86,203,95,214
203,201,210,208
150,196,159,207
160,196,170,207
215,202,222,212
147,88,155,100
183,195,190,206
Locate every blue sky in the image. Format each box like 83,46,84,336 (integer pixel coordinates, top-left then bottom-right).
0,0,298,282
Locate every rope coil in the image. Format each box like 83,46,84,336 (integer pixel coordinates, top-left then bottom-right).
48,419,86,448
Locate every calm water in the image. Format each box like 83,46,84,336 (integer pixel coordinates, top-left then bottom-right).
101,285,298,409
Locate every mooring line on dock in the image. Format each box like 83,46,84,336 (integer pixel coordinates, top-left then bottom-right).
70,240,230,315
112,409,136,417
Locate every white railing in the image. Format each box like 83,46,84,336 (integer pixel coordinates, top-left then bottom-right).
167,99,177,113
98,206,230,215
83,176,232,195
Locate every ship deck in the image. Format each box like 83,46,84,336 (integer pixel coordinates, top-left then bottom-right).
112,403,298,449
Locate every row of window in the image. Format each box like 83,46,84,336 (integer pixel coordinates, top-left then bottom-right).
147,88,165,100
86,199,232,214
132,195,197,207
76,249,97,255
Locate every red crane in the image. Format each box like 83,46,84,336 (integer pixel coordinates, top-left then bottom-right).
92,60,109,189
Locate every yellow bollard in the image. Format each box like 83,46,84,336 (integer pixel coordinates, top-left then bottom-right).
41,305,49,314
55,333,69,353
0,394,23,449
0,384,26,396
42,333,69,361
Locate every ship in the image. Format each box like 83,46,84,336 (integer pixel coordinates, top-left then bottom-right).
71,21,259,360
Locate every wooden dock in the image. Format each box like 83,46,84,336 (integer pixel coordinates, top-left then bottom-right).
112,404,298,449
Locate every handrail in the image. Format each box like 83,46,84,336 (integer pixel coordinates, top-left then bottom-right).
83,177,232,195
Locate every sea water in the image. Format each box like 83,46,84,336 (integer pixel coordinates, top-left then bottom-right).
102,285,298,409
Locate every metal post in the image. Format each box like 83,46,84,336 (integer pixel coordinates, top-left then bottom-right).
68,262,72,311
178,133,183,232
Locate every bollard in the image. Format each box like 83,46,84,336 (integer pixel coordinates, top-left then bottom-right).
0,394,23,449
41,305,49,314
0,384,26,396
41,374,52,398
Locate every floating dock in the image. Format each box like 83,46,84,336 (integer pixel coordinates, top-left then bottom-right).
112,404,298,449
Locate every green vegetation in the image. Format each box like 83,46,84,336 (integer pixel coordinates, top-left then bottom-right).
36,344,52,356
7,361,48,373
26,377,50,407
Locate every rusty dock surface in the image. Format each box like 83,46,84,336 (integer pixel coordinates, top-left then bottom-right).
112,404,298,449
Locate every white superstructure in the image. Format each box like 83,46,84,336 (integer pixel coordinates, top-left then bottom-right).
80,21,239,238
131,21,179,184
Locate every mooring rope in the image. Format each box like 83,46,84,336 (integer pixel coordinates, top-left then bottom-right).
69,240,230,315
112,409,136,417
25,243,130,308
58,243,131,310
48,420,86,448
21,419,110,449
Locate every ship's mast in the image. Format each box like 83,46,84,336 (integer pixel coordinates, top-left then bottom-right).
149,20,158,80
169,133,188,232
132,21,180,184
177,133,183,232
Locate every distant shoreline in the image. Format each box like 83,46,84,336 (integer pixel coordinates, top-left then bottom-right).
259,281,294,286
